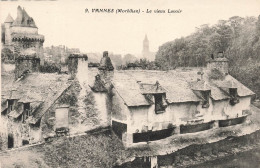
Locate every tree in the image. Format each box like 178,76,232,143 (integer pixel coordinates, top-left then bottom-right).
1,48,14,62
123,54,138,65
155,16,260,97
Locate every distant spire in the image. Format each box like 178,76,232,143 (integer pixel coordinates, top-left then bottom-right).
4,14,14,23
144,34,148,41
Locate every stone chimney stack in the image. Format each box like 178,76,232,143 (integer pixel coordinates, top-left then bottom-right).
15,54,40,80
207,51,229,75
68,53,88,87
98,51,114,87
98,51,114,71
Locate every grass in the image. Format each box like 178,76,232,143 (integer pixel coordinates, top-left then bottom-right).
0,130,126,168
41,130,126,168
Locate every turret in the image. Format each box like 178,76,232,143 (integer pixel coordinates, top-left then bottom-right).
4,14,14,46
7,6,45,65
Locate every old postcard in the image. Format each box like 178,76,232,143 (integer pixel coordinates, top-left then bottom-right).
0,0,260,167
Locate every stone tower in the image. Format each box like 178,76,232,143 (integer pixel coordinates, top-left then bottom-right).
2,6,45,64
207,52,229,75
142,34,150,59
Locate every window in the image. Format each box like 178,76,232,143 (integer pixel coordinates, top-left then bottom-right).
201,90,210,108
23,103,30,122
154,94,166,114
229,88,239,105
7,100,14,112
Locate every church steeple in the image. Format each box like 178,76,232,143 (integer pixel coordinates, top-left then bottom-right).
143,34,149,50
144,34,148,41
142,34,150,59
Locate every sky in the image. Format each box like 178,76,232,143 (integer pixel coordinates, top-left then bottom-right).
0,0,260,57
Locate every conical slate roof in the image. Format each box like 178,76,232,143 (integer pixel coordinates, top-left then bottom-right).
4,14,14,23
12,6,37,28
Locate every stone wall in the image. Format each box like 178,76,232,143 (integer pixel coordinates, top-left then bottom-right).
11,26,38,34
93,92,109,125
111,90,129,122
12,40,43,57
0,115,30,149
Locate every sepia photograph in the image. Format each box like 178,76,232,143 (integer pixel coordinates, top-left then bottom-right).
0,0,260,167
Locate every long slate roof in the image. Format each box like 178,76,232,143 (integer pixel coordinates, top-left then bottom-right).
111,69,255,107
1,72,71,124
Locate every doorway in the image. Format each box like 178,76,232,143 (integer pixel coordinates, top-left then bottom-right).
8,134,14,148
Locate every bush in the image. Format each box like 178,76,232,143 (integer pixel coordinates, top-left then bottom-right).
1,48,15,63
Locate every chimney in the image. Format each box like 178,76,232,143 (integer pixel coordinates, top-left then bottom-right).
207,51,229,75
68,53,88,87
98,51,114,88
98,51,114,71
15,54,40,80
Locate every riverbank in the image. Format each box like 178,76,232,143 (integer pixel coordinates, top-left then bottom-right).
0,105,259,168
115,129,260,168
190,147,260,168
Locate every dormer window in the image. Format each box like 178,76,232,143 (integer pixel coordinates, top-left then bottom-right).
201,90,210,108
229,88,239,105
154,94,166,114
